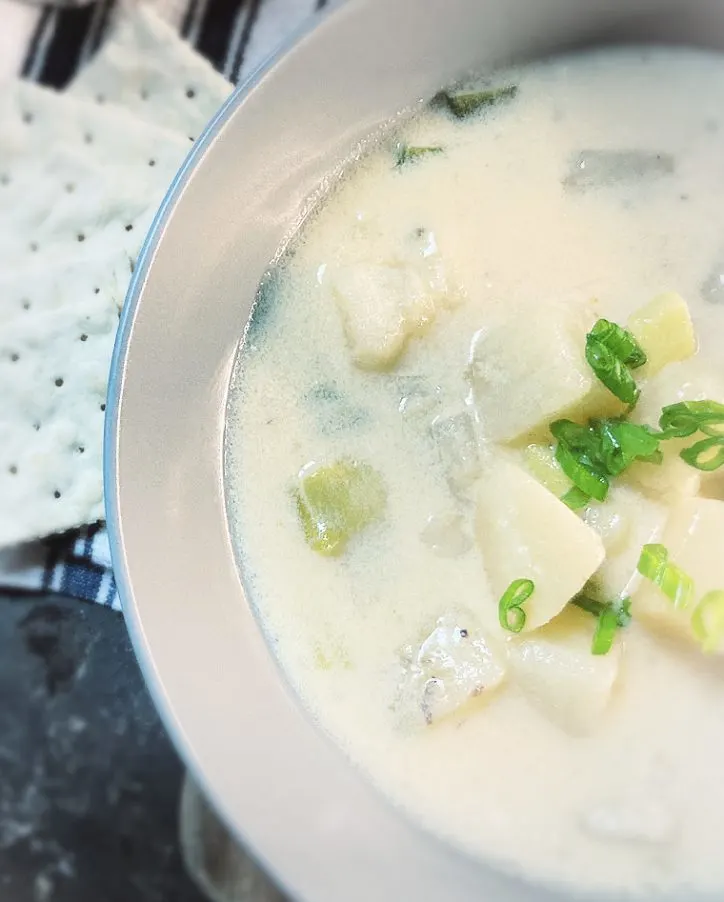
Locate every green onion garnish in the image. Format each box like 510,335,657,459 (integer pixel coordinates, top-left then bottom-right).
498,578,534,633
395,144,444,167
691,590,724,653
571,594,632,655
437,85,518,119
596,420,662,476
587,318,647,369
561,486,591,510
637,544,695,610
680,436,724,471
585,335,640,407
550,417,663,503
592,606,621,655
555,442,609,501
657,401,724,471
659,400,724,438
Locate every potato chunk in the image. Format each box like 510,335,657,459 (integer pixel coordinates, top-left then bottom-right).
476,459,605,630
326,231,459,369
584,486,667,600
634,497,724,652
508,607,621,735
468,306,624,444
627,292,696,377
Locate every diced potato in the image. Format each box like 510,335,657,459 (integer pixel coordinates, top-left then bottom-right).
584,486,667,600
294,459,386,556
395,615,506,728
507,607,621,735
627,292,696,377
468,306,624,444
326,233,460,369
626,359,724,500
327,264,429,369
476,459,605,630
633,497,724,652
522,443,573,497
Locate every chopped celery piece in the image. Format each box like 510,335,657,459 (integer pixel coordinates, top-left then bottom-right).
396,144,443,166
295,460,386,556
436,84,518,118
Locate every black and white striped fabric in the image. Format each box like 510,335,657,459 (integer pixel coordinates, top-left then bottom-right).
0,0,328,611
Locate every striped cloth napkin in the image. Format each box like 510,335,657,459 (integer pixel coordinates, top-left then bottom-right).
0,0,328,610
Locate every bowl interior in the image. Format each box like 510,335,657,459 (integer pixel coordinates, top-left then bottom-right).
107,1,724,900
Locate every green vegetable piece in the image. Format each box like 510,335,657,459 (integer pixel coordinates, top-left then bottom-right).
439,84,518,119
659,399,724,438
498,578,534,633
571,594,632,655
692,590,724,653
680,436,724,471
295,460,387,556
585,336,640,406
395,143,444,167
561,486,591,510
550,419,609,501
555,442,609,501
592,606,621,655
588,318,647,369
595,419,662,476
550,417,664,502
637,543,695,610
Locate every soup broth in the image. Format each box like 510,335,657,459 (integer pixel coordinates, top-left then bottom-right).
226,47,724,895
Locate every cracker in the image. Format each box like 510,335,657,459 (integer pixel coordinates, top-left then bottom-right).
0,302,115,546
69,4,233,139
0,80,189,175
0,252,131,325
0,80,190,544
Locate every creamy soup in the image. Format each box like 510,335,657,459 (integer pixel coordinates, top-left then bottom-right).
226,47,724,895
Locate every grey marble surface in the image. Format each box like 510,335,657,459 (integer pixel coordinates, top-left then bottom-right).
0,592,207,902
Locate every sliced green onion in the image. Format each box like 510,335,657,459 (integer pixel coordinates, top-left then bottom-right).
550,418,596,453
587,318,647,369
585,336,640,406
437,84,518,118
592,606,620,655
555,442,609,501
561,486,591,510
680,436,724,471
396,144,444,167
571,594,607,618
637,544,695,610
659,400,724,439
498,578,534,633
692,590,724,653
571,595,631,654
595,419,662,476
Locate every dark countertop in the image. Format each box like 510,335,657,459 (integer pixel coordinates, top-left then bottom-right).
0,593,207,902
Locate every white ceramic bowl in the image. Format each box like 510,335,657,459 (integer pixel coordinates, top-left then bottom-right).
106,2,724,899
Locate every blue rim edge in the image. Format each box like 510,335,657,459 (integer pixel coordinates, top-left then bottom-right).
103,3,344,888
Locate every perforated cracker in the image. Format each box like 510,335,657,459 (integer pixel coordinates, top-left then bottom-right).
69,4,233,139
0,301,115,545
0,79,191,544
